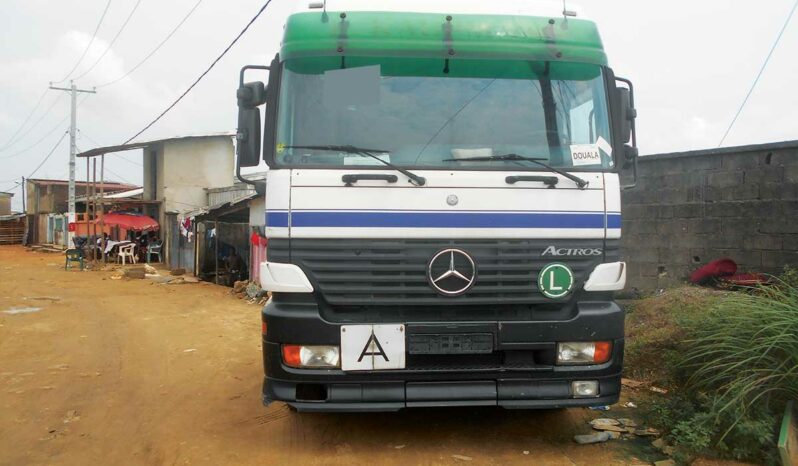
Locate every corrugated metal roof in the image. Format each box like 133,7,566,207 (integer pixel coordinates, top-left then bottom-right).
27,178,138,190
76,132,236,158
183,192,258,220
207,185,256,207
75,187,144,203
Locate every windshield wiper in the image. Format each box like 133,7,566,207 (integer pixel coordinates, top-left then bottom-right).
284,145,426,186
443,153,589,189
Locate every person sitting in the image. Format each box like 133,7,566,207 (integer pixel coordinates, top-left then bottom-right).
136,233,149,263
226,248,246,284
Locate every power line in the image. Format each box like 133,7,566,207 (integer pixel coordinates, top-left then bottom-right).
25,130,70,180
115,154,144,167
73,0,144,81
77,128,104,147
0,93,65,151
718,0,798,147
0,94,90,160
121,0,273,144
52,0,113,84
103,166,136,184
0,180,21,195
78,129,142,166
0,89,48,150
94,0,204,88
0,120,69,160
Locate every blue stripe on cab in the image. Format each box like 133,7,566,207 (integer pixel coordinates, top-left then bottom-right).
607,213,622,229
266,211,290,228
266,211,623,229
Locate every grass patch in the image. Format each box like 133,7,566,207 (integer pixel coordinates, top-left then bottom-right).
626,271,798,464
623,286,723,385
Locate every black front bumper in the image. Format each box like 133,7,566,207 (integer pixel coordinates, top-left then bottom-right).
262,298,624,412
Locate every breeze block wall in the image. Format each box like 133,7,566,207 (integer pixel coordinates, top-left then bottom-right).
621,140,798,292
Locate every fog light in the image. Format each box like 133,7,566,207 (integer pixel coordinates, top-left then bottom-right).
282,345,340,368
556,341,612,365
572,380,599,397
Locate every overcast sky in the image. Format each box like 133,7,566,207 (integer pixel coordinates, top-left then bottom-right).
1,0,796,210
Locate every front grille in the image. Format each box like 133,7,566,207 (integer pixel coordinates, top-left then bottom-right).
406,353,505,371
269,238,605,309
405,349,553,371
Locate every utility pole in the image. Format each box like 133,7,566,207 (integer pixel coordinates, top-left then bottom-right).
49,80,95,245
21,177,25,213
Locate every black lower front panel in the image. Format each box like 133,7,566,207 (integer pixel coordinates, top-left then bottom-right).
261,298,624,412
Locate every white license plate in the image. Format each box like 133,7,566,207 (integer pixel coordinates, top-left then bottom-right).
340,324,405,371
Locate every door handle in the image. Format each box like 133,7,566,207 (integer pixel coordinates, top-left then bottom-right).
505,175,559,188
341,173,399,186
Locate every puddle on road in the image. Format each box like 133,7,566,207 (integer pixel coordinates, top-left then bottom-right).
3,307,43,315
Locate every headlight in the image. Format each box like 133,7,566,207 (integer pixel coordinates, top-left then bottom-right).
571,380,600,397
556,341,612,365
282,345,340,368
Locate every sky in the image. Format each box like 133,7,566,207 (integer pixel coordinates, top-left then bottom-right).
1,0,797,211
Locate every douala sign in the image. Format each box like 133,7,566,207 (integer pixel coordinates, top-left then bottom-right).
569,144,601,166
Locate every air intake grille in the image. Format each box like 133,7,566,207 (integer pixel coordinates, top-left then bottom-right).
268,238,607,308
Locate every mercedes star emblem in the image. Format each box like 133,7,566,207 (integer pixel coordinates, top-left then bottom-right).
427,248,477,296
446,194,459,206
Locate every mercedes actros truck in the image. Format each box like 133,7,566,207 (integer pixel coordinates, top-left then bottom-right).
235,0,638,412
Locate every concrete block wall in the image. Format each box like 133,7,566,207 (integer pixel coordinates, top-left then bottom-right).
621,140,798,291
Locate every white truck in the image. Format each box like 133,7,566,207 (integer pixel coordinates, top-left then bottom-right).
236,0,638,411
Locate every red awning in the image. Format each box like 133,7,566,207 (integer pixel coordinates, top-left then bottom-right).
98,212,159,232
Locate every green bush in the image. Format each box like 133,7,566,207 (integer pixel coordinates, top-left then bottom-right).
652,275,798,463
623,287,720,385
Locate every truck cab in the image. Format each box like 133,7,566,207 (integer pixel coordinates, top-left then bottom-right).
237,0,638,412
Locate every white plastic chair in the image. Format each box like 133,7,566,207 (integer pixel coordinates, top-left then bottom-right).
117,243,137,265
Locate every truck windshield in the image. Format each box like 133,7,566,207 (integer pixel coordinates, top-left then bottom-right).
275,57,613,170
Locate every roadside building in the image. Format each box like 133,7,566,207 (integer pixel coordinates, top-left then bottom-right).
25,179,137,247
77,133,238,273
0,192,25,245
0,192,12,216
191,179,265,285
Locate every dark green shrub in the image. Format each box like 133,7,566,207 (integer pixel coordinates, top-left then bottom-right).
650,276,798,463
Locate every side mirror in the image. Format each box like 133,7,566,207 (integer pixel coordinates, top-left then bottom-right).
236,81,266,168
237,81,266,107
617,87,636,144
614,76,638,189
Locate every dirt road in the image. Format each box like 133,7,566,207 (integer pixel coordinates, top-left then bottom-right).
1,245,649,465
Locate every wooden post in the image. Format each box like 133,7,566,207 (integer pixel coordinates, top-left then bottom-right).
21,177,26,213
91,158,96,260
214,220,219,285
100,155,106,262
85,157,90,252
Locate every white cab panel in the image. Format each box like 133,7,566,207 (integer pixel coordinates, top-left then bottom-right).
266,169,617,239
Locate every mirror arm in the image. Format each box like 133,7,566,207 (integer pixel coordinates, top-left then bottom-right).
236,155,264,194
615,76,638,189
240,65,270,87
622,146,638,190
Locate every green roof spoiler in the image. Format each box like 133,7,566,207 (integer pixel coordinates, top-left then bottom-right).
281,11,607,66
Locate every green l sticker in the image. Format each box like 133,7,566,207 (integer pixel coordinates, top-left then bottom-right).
538,263,574,299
